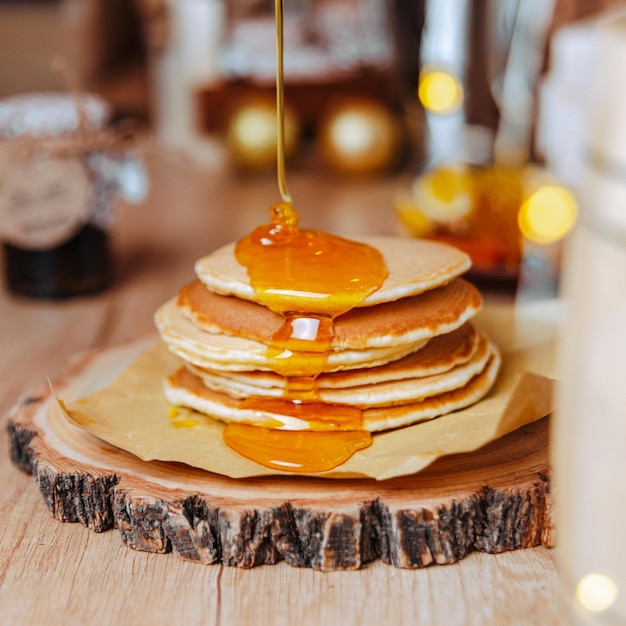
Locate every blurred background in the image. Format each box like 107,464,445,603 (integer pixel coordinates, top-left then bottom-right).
0,0,624,296
5,6,626,621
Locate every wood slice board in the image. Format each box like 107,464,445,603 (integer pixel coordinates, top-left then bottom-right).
5,345,553,572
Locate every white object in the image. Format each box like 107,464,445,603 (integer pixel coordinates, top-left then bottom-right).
537,6,626,189
554,11,626,625
150,0,226,165
420,0,471,166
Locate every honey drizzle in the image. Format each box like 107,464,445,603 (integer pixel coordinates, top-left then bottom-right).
234,203,387,376
220,2,386,473
227,208,385,471
274,0,291,204
223,425,371,473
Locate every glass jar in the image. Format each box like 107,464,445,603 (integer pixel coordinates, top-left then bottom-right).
0,92,146,298
553,13,626,625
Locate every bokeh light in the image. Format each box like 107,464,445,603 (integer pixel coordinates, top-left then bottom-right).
329,112,376,156
576,572,618,613
418,67,464,114
518,184,578,244
394,193,433,238
411,165,473,222
318,98,399,175
226,97,299,169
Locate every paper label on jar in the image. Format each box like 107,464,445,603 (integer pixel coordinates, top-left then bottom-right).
0,151,90,250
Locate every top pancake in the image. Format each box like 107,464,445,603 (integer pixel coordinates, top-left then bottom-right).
194,236,471,307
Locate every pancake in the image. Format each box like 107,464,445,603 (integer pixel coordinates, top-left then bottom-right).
186,323,482,394
194,236,471,307
177,278,482,350
155,230,501,448
320,322,480,388
164,344,501,432
186,330,491,407
362,350,501,431
155,298,426,374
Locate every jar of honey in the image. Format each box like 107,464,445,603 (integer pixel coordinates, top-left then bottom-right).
0,92,146,299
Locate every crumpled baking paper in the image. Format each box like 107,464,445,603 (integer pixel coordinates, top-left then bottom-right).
61,301,561,480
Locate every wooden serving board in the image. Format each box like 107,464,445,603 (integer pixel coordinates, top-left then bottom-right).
5,347,553,572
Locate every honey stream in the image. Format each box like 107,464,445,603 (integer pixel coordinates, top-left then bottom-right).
220,2,388,472
224,204,387,472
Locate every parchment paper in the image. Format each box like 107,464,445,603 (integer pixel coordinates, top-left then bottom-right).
62,301,561,480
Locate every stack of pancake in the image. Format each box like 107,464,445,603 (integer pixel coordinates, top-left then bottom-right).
154,236,500,433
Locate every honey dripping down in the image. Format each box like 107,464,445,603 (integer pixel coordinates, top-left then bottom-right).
222,202,388,473
219,0,387,472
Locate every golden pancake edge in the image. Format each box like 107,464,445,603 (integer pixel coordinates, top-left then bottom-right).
155,233,500,437
163,341,501,432
194,236,472,307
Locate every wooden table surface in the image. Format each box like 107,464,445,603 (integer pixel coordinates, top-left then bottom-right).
0,150,563,625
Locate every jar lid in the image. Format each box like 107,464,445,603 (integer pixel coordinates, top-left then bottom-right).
0,92,110,139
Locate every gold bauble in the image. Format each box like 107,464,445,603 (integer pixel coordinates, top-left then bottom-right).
317,97,402,176
226,95,299,170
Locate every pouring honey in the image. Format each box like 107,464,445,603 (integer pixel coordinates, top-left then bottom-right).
225,201,388,471
221,0,388,472
224,210,386,471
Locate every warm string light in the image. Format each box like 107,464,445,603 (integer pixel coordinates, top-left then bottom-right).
418,66,464,115
275,0,292,204
518,184,578,244
397,164,578,248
